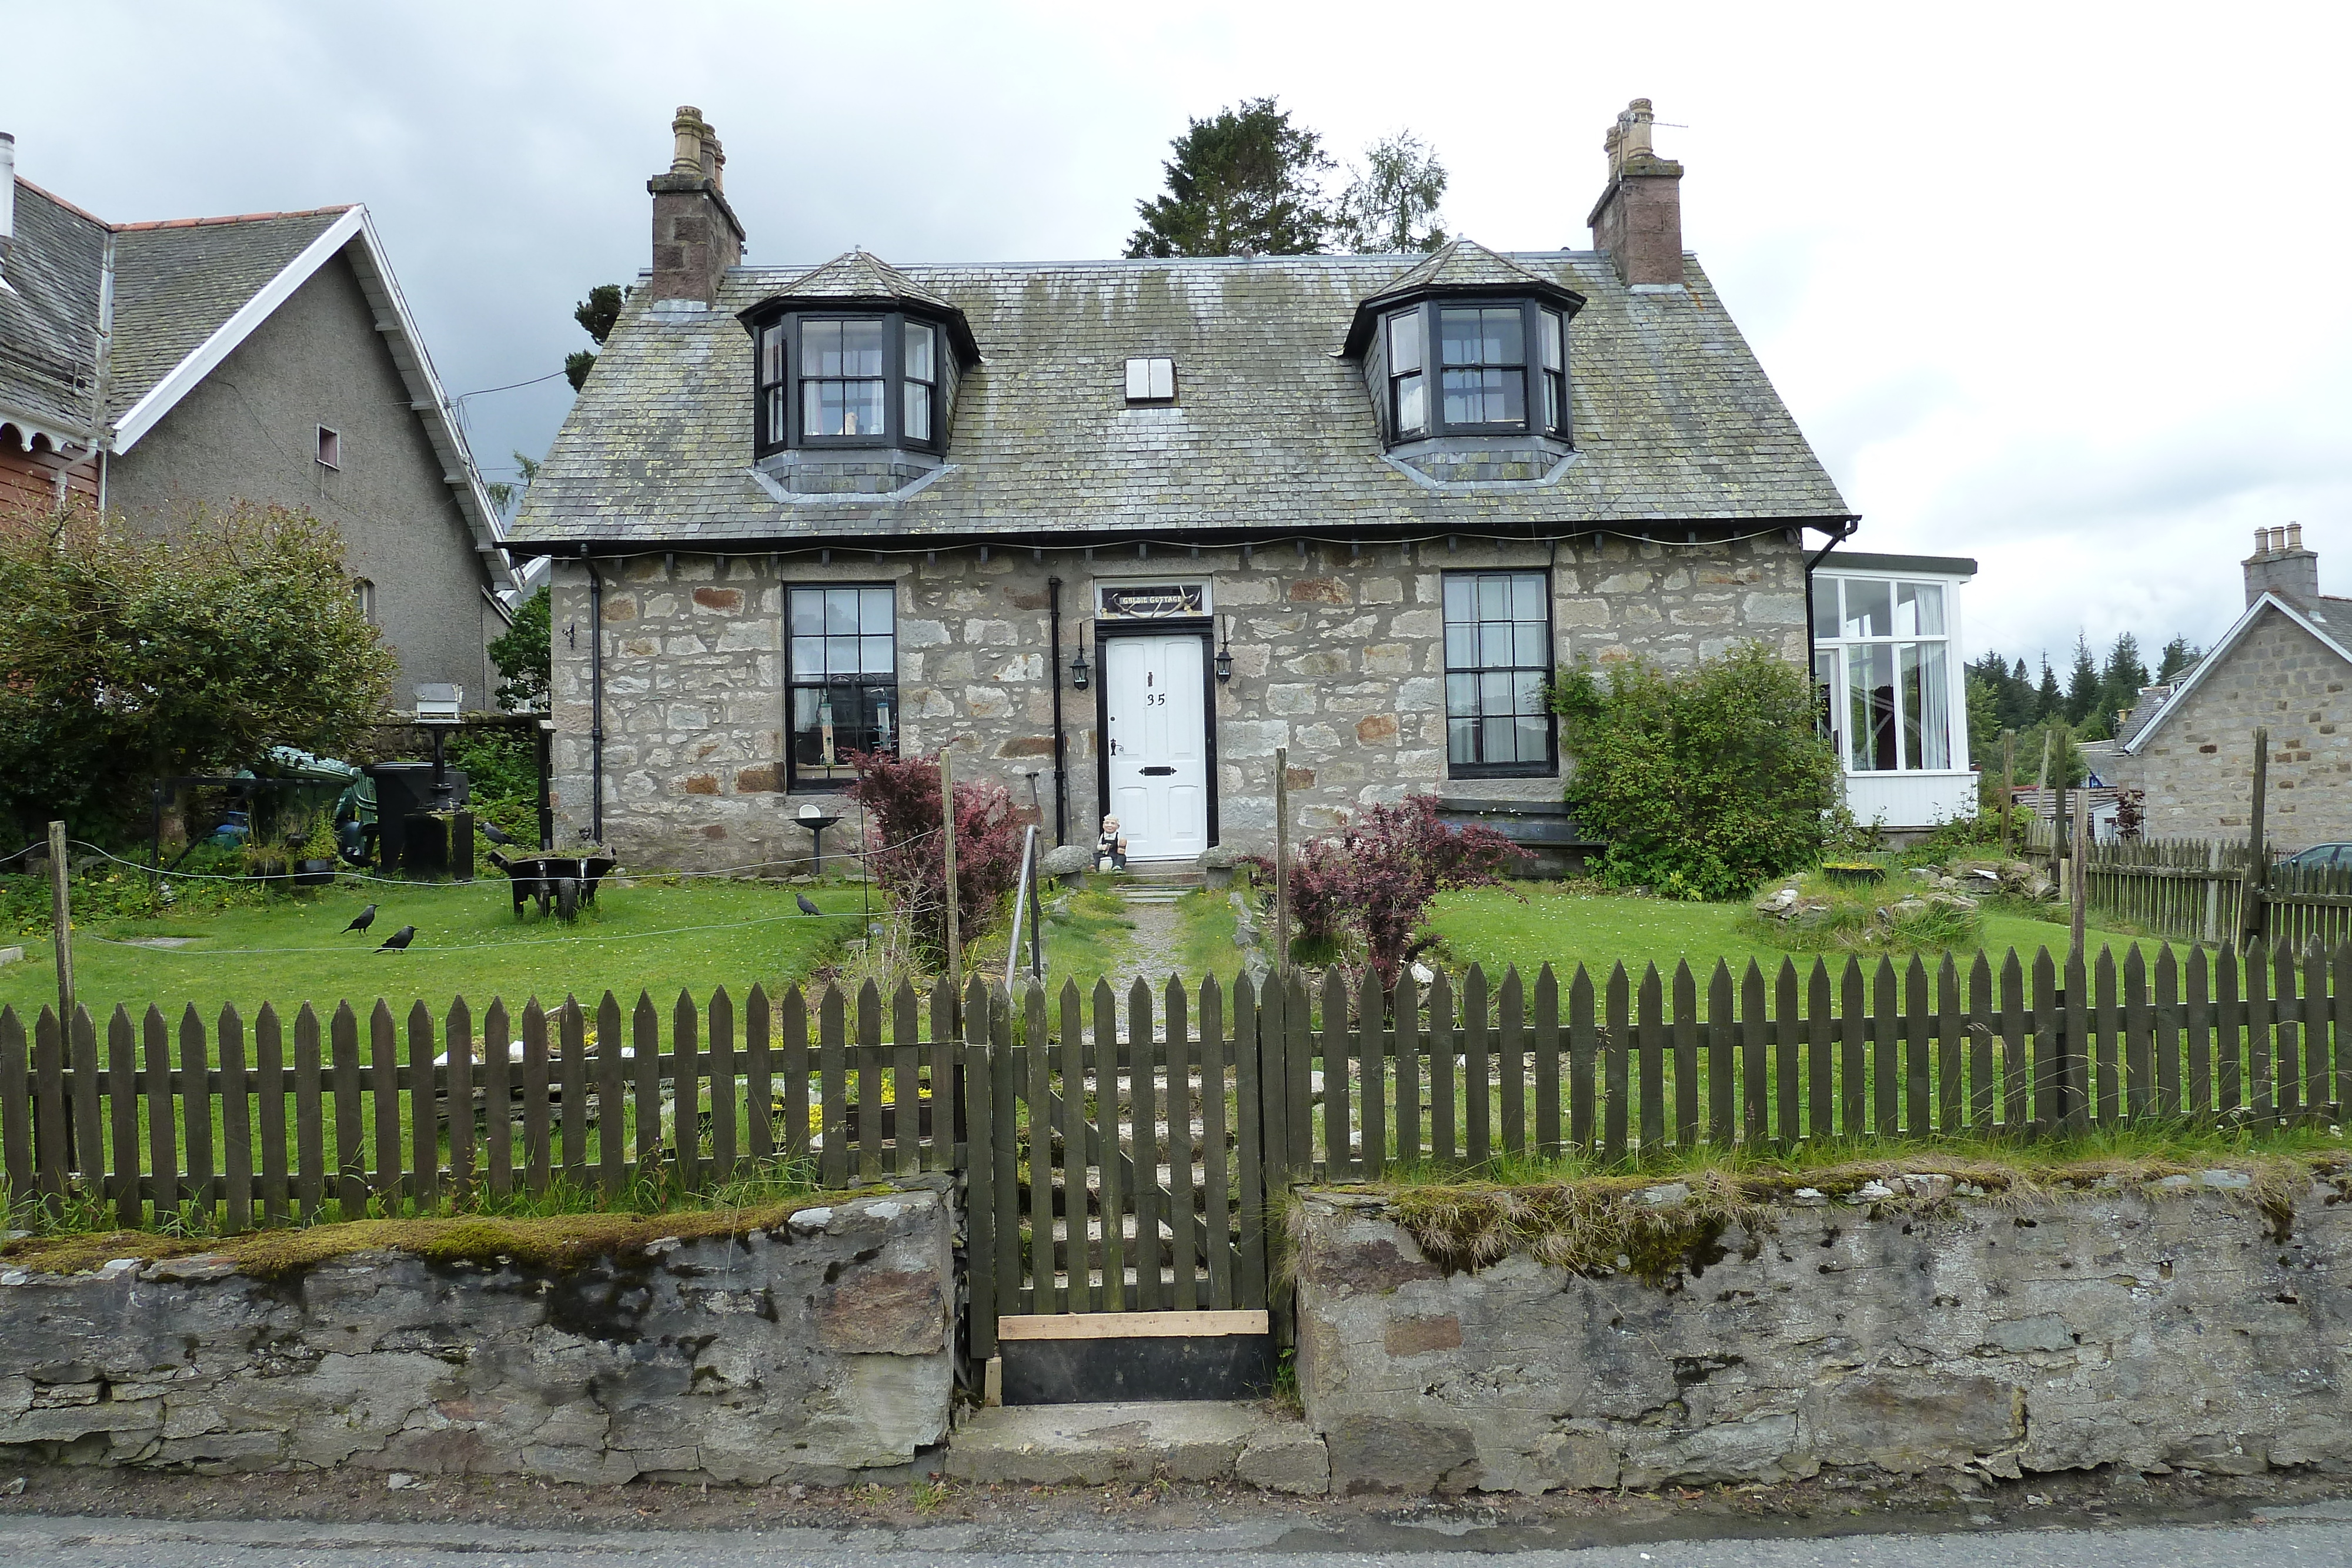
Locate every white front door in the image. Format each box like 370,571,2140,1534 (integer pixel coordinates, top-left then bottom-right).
1104,633,1209,861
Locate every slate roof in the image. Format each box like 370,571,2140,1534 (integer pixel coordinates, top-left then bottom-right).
1369,238,1565,300
767,248,958,315
510,245,1855,551
0,182,107,441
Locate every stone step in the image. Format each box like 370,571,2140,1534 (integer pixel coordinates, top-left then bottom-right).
945,1399,1327,1493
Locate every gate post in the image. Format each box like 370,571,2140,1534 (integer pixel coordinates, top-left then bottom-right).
961,976,998,1376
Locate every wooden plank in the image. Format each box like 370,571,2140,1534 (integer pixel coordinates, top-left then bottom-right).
744,985,773,1167
1230,974,1265,1313
2060,946,2090,1134
70,1007,102,1206
1429,968,1456,1164
32,1010,64,1206
779,988,808,1168
1903,957,1930,1136
2247,942,2276,1126
295,1004,325,1219
1841,959,1868,1140
1128,977,1161,1311
2154,947,2181,1121
0,1010,29,1213
2304,942,2330,1121
1670,962,1698,1150
1936,957,1962,1137
597,994,626,1195
482,999,513,1200
989,979,1021,1323
2215,943,2241,1115
673,990,703,1190
2337,942,2352,1120
2094,948,2120,1128
218,1005,250,1233
1710,961,1738,1146
1535,966,1562,1158
1324,968,1352,1176
928,977,956,1172
1742,962,1769,1148
1027,983,1058,1313
964,980,997,1360
1873,959,1901,1136
148,1007,180,1215
1359,968,1387,1180
633,992,663,1178
893,979,921,1178
1094,978,1127,1312
1394,972,1422,1165
181,1006,215,1222
856,981,883,1182
2187,947,2213,1116
1812,960,1838,1141
109,1007,142,1229
1498,967,1525,1159
1967,957,1994,1136
818,986,846,1189
557,997,587,1187
1463,965,1492,1165
408,1001,437,1212
1568,967,1596,1153
1200,977,1234,1312
1779,959,1804,1149
1603,964,1631,1163
710,986,739,1182
329,1002,360,1215
369,1001,400,1211
2124,948,2153,1123
1166,977,1198,1312
1065,981,1102,1313
446,999,473,1202
520,999,550,1195
997,1310,1269,1340
1636,964,1663,1154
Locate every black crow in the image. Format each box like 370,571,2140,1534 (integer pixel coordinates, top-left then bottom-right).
342,904,377,935
796,892,822,917
482,821,516,847
376,925,417,952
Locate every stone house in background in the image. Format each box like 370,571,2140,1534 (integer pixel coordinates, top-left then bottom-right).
506,102,1857,871
0,131,519,700
2107,526,2352,852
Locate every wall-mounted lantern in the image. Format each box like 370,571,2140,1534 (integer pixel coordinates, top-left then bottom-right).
1214,616,1234,684
1070,628,1091,691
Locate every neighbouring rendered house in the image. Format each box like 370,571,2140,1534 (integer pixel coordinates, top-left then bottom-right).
505,101,1860,871
1810,550,1979,833
2105,526,2352,852
0,131,519,700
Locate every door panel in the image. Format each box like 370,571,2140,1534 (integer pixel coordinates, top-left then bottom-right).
1104,634,1208,860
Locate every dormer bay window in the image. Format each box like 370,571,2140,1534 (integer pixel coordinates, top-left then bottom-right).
1385,300,1568,441
750,307,960,456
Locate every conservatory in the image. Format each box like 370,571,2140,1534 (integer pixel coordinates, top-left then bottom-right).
1812,551,1979,833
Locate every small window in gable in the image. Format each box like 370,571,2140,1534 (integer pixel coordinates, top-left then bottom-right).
352,578,375,623
317,426,342,470
1125,357,1175,403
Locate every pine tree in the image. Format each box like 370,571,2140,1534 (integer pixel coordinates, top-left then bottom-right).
2063,633,2102,726
2035,657,2063,723
1332,132,1449,253
2097,632,2150,733
1125,98,1332,259
2156,635,2202,684
564,282,624,392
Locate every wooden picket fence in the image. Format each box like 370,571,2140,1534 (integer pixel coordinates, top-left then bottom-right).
2023,823,2352,950
0,981,961,1230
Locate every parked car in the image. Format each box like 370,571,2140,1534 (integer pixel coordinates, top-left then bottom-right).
2280,843,2352,871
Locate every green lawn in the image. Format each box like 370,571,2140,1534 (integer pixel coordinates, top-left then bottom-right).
1427,882,2163,981
0,876,865,1024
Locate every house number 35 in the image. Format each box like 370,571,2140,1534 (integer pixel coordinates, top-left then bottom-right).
1145,692,1167,706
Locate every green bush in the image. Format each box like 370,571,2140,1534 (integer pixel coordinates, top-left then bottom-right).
1554,642,1842,902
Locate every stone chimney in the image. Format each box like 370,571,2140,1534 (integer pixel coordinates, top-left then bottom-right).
646,106,744,307
1586,99,1685,287
2244,524,2320,605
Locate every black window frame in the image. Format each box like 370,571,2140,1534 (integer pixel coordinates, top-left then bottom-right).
1441,568,1558,780
1381,297,1571,444
784,582,901,793
752,309,948,458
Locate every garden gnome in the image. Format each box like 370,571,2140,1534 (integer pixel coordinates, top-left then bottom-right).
1097,814,1128,872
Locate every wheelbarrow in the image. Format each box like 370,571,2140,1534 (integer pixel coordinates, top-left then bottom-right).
489,849,616,920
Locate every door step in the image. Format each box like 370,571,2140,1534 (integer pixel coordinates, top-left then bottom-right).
995,1310,1272,1405
946,1400,1324,1492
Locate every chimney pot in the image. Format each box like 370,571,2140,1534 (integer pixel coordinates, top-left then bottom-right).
2288,521,2304,551
2246,524,2320,606
1587,98,1685,287
670,106,706,178
649,108,744,307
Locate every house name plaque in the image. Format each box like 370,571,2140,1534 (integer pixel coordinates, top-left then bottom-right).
1097,583,1208,620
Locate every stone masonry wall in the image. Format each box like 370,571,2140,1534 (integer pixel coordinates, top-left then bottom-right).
1295,1177,2352,1495
545,530,1808,870
0,1188,954,1483
2107,608,2352,852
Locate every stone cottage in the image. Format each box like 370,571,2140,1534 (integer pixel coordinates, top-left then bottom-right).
505,102,1856,871
2107,526,2352,851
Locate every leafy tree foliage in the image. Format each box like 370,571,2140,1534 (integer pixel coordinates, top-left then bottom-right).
487,586,550,712
1332,131,1449,253
1554,643,1842,901
564,282,624,392
0,502,396,840
847,749,1027,963
1124,98,1332,258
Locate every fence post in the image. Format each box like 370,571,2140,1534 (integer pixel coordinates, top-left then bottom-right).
963,977,997,1374
1274,748,1291,978
940,746,963,1001
2244,727,2270,946
46,821,73,1052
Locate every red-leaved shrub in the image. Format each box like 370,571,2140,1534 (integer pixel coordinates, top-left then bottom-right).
1247,794,1527,986
846,749,1028,962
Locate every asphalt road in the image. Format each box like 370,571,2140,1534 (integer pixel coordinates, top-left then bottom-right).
5,1505,2352,1568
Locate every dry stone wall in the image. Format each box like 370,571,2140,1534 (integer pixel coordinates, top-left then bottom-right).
0,1188,953,1483
1295,1176,2352,1495
546,531,1807,870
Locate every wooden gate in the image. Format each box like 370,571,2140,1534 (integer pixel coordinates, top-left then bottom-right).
962,972,1308,1362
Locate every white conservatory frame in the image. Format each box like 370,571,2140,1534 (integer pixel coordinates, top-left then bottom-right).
1813,551,1978,831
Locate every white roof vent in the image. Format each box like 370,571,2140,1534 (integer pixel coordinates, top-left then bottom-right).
1124,356,1175,403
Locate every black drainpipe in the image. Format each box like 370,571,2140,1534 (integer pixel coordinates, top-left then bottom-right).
1803,520,1857,733
587,553,606,844
1047,576,1068,847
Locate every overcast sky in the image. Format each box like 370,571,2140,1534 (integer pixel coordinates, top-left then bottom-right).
9,0,2347,672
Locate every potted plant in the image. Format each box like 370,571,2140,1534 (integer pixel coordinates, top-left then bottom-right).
294,813,339,887
241,834,290,890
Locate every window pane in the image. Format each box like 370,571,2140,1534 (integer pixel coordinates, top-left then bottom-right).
1443,576,1474,623
1482,716,1514,762
1842,579,1893,639
1476,575,1510,621
1516,716,1549,761
1389,310,1422,374
1511,573,1546,620
761,324,785,385
1481,671,1514,714
790,636,823,676
1513,670,1547,714
789,590,824,636
1903,641,1951,770
1395,373,1426,436
1448,717,1476,764
1814,648,1837,737
825,587,861,634
1847,643,1896,771
1445,673,1477,716
1445,625,1476,668
1513,623,1547,666
791,679,899,784
860,587,895,629
1897,581,1946,636
803,320,842,376
1441,366,1525,426
1812,576,1840,640
904,322,936,383
766,387,786,444
1542,372,1562,432
861,635,894,675
1480,624,1515,667
827,636,860,673
1539,310,1563,372
840,318,885,376
1439,307,1524,366
904,380,931,442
